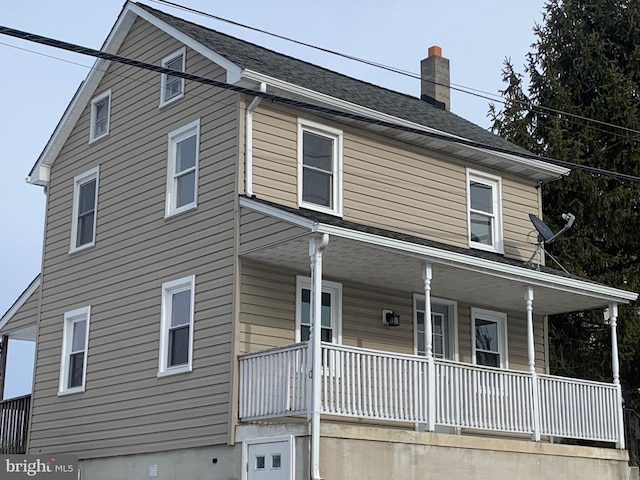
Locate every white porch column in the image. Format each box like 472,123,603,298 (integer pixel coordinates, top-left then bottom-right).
609,302,625,449
423,263,435,431
525,286,541,441
309,233,329,480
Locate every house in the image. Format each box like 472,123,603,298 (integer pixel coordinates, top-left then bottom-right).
0,2,637,479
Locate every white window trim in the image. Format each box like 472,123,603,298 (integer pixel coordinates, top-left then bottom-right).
69,166,99,254
297,118,343,217
413,295,458,362
160,47,186,107
58,306,91,396
471,307,508,369
158,275,195,377
89,89,111,143
165,119,200,218
466,169,504,254
295,276,342,344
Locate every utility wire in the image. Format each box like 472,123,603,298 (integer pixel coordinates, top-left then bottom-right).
149,0,640,140
2,25,640,184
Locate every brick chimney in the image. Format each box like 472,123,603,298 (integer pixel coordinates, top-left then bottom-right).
421,46,450,111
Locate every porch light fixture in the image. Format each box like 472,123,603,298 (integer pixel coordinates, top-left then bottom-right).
382,309,400,327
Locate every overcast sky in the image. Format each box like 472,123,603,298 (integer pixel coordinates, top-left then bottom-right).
0,0,545,398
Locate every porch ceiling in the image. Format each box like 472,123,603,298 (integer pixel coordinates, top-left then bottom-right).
239,200,637,316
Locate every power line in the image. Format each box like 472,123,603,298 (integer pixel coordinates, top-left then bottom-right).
2,24,640,184
149,0,640,141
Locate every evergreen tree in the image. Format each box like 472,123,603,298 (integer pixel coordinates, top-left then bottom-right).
490,0,640,408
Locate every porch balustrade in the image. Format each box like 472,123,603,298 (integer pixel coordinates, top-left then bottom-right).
239,343,621,444
0,394,30,454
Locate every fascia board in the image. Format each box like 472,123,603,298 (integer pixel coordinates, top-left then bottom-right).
239,197,316,230
312,223,637,304
241,69,569,181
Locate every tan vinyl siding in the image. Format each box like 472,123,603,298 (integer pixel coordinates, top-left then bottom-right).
0,286,39,336
250,103,540,261
30,18,239,458
240,260,546,373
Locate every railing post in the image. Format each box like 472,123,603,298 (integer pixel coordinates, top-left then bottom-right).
525,286,541,441
423,263,436,432
0,335,9,401
609,302,625,449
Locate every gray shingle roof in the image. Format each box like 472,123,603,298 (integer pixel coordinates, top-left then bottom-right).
136,3,529,156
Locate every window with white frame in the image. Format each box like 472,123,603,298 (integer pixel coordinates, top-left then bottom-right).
70,167,99,253
467,170,503,253
159,275,195,376
295,276,342,344
297,119,343,216
59,306,90,394
471,308,508,368
89,90,111,142
166,120,200,217
160,47,185,106
414,296,457,360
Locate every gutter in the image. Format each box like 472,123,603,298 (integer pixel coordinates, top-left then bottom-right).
245,82,267,197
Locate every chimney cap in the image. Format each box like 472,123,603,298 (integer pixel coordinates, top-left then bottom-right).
428,45,443,57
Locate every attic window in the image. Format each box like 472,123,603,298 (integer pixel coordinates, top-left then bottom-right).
89,90,111,142
160,47,185,107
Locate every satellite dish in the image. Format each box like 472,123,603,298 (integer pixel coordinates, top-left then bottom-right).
527,213,575,272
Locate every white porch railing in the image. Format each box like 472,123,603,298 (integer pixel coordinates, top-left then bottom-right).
238,343,308,420
238,342,621,444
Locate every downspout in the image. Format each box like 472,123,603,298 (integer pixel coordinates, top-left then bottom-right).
309,233,329,480
245,82,266,197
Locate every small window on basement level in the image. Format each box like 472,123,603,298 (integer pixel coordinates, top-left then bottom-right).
160,47,185,106
158,275,195,377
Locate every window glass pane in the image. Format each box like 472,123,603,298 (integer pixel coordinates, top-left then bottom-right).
416,311,424,332
165,77,182,99
303,131,333,171
255,456,265,470
77,211,95,246
301,289,310,325
169,325,189,366
475,319,499,353
470,181,493,214
417,335,425,355
171,290,191,327
167,55,182,72
433,336,444,357
477,351,500,368
300,325,310,342
433,314,443,334
321,328,332,342
470,212,492,245
79,180,96,215
176,171,196,208
68,351,84,388
176,135,197,172
72,320,86,352
302,169,332,207
272,454,281,469
320,292,331,327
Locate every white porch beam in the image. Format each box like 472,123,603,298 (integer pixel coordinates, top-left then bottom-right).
309,233,329,480
525,286,541,441
609,302,625,449
423,262,435,432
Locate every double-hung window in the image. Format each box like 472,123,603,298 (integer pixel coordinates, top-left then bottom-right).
159,275,195,376
59,306,90,395
471,308,508,368
295,276,342,344
467,170,503,253
160,47,185,106
297,119,343,216
166,120,200,217
70,167,99,253
89,90,111,142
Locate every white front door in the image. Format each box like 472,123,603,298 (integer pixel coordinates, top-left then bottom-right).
414,297,457,360
247,440,292,480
